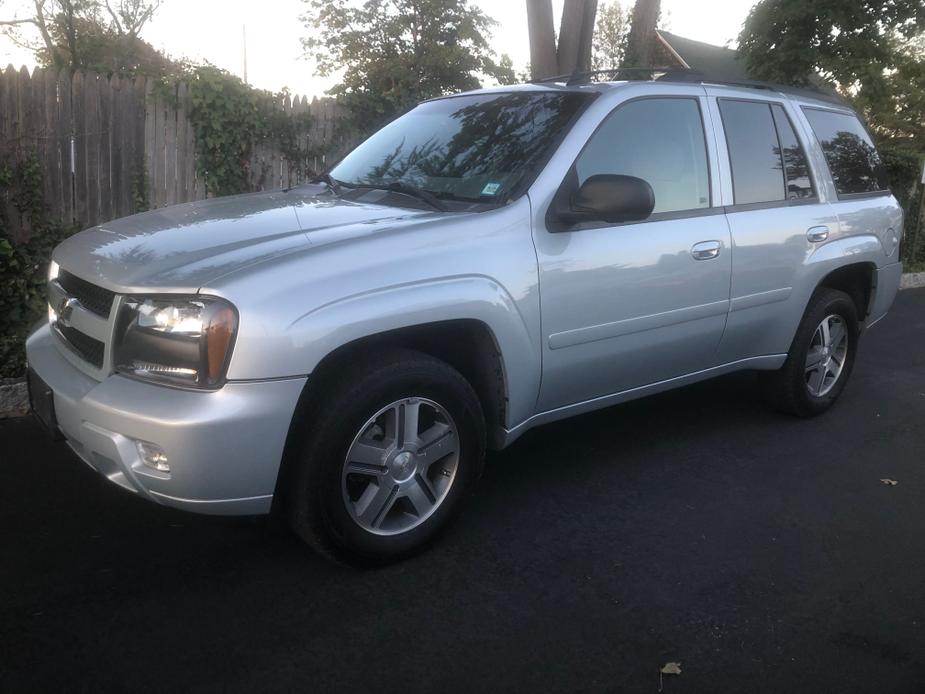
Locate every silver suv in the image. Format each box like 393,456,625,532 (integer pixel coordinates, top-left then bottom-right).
26,76,903,562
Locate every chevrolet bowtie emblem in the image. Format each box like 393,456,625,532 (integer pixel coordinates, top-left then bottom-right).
57,296,79,328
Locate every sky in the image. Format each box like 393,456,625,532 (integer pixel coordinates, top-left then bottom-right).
0,0,756,98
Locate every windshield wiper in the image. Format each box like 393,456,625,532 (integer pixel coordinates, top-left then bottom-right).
313,172,342,194
346,181,447,212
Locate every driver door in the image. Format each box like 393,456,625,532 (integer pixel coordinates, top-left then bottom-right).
533,94,732,411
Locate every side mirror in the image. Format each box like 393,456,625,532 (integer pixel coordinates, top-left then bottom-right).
562,174,655,226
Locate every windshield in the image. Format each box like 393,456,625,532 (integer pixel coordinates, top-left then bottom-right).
329,91,593,205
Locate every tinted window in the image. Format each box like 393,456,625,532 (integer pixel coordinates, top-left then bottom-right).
331,92,592,203
719,100,784,205
771,105,814,200
575,98,710,214
803,108,888,196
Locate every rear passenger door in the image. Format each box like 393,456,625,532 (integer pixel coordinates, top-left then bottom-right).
708,92,840,362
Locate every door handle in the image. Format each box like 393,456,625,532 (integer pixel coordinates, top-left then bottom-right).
807,226,829,243
691,240,722,260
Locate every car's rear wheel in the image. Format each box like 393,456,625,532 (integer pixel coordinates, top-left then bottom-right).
761,287,859,417
287,348,486,564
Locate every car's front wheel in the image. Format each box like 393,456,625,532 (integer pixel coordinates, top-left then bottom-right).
287,348,486,564
761,287,859,417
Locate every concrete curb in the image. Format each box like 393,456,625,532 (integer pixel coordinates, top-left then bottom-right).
1,271,923,419
0,378,28,419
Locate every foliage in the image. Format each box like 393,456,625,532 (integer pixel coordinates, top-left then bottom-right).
186,65,318,197
738,0,923,87
0,0,172,77
131,164,149,212
0,155,74,379
592,1,629,70
302,0,515,135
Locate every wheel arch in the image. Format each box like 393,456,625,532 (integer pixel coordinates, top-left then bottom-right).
270,318,512,521
805,235,883,322
816,261,877,322
300,319,509,448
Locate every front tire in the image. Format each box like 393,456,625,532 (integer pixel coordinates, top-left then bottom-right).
761,287,859,417
287,348,486,564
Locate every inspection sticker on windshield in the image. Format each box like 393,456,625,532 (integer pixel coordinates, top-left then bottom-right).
480,182,502,196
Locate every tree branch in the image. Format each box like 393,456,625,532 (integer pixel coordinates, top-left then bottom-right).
30,0,65,69
0,17,37,26
104,1,125,34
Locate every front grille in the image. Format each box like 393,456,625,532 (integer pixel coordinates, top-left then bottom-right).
57,270,116,318
54,324,105,369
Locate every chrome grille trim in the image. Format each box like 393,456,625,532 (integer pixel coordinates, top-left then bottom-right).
52,323,105,369
48,268,121,381
56,270,117,318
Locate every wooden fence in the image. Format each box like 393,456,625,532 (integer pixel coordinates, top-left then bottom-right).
0,65,348,240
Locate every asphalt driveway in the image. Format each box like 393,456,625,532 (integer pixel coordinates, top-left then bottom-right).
2,289,924,693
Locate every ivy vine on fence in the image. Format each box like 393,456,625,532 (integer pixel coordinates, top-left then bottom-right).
0,155,74,378
185,65,320,197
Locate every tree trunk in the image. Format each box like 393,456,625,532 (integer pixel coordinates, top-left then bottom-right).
624,0,660,67
557,0,598,75
527,0,558,80
528,0,598,80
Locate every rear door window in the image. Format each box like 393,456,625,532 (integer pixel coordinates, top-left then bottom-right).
718,99,785,205
802,108,888,196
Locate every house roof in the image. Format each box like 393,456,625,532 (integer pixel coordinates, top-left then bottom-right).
655,30,751,82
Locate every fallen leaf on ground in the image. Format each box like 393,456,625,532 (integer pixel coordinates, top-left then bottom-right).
880,478,899,486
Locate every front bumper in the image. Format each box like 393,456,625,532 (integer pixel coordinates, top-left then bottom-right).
25,324,306,515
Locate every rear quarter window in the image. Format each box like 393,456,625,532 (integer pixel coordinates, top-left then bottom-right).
802,108,889,197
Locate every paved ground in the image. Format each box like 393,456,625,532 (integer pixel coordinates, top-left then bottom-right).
2,289,924,694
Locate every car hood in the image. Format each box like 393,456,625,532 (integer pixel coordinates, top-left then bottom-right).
52,186,435,293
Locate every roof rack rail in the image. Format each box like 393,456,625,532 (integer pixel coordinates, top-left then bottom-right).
531,66,847,106
531,66,695,86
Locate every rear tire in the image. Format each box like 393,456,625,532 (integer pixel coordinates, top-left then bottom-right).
760,287,859,417
287,348,486,565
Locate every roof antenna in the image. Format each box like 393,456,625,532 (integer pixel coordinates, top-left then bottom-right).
242,24,248,85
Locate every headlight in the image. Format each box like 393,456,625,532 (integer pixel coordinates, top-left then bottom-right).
113,296,238,389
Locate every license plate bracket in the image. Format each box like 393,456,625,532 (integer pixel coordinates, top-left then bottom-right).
27,368,63,440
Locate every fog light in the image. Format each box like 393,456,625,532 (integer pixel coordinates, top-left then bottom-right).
136,441,170,472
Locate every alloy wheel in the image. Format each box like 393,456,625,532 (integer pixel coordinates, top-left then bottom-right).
804,314,849,397
342,397,460,536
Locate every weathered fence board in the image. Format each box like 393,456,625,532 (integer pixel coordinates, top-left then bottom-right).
109,75,124,219
98,74,113,224
42,70,60,224
175,82,189,205
72,70,88,229
57,71,72,226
